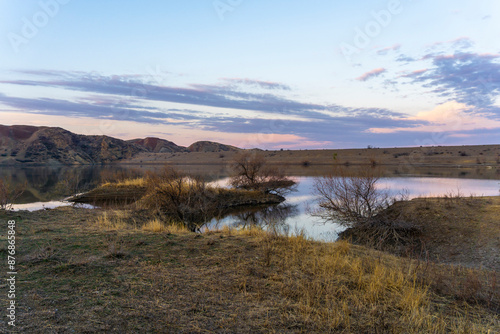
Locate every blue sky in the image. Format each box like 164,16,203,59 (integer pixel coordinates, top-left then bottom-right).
0,0,499,149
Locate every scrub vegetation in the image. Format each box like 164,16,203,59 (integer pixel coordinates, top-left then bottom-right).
0,207,498,333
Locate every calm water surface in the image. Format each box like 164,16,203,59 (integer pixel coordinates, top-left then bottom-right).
205,176,500,241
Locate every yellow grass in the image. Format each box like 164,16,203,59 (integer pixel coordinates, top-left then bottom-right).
94,210,130,230
102,177,146,187
142,218,189,233
3,206,498,332
234,228,498,333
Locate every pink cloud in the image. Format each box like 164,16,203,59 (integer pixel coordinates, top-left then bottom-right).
376,44,401,55
368,101,500,134
356,68,386,81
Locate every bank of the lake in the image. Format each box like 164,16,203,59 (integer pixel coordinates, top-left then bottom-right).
0,202,498,333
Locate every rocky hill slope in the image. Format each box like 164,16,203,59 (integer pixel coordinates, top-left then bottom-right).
0,125,148,165
128,137,188,153
0,125,240,165
187,141,240,153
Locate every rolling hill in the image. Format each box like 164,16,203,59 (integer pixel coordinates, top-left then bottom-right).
0,125,239,165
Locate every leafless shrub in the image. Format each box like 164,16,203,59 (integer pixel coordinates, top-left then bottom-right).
312,167,415,248
138,165,220,230
230,151,296,195
0,178,26,210
312,167,392,226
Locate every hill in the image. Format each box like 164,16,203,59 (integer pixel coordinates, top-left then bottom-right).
187,141,240,153
0,125,241,165
127,137,188,153
0,125,146,165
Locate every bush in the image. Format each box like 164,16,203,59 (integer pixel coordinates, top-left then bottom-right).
138,166,219,230
0,178,25,210
314,167,410,220
312,167,418,248
230,151,296,195
312,167,392,226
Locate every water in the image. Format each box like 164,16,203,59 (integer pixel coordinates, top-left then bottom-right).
2,165,499,241
11,201,95,212
205,176,500,241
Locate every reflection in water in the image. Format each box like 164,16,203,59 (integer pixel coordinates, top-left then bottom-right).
205,175,500,241
1,166,109,204
378,177,500,198
2,166,500,241
0,165,232,204
204,178,347,241
206,204,300,236
11,201,95,212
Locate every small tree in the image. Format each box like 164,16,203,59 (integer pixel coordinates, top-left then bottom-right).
230,151,295,195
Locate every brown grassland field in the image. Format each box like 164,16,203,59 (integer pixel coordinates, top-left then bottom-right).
124,144,500,168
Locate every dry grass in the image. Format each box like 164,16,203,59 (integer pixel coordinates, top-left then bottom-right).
142,218,190,234
94,210,131,230
0,207,498,333
244,231,497,333
102,177,147,187
124,144,500,168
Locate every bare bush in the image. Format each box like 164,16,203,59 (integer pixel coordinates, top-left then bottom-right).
138,165,219,230
0,178,25,211
312,167,393,227
312,167,416,248
230,151,296,195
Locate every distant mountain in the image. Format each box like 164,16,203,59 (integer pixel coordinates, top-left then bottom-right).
128,137,188,153
187,141,240,153
0,125,242,165
0,125,146,165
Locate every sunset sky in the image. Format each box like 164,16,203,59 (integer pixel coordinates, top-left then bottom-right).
0,0,499,149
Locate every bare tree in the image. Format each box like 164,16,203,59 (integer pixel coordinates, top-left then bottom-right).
230,151,296,195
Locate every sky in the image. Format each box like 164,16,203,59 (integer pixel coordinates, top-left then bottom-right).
0,0,499,149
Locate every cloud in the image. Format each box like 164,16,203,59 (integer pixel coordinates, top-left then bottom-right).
400,68,428,78
404,52,500,108
368,101,500,134
376,44,401,56
396,54,415,63
222,78,291,90
0,93,201,125
356,68,387,81
6,69,496,148
427,37,474,51
0,79,413,148
0,72,324,118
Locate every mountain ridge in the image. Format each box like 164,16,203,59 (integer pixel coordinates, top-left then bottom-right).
0,125,239,165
